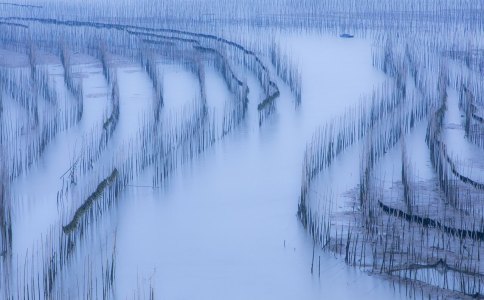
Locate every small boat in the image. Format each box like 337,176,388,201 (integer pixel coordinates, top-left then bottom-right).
339,33,354,38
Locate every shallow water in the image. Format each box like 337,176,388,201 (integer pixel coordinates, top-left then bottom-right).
113,33,398,299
